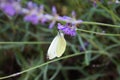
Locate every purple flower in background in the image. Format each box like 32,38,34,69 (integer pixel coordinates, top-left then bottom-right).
22,1,38,14
58,16,73,21
0,0,22,16
49,21,56,28
27,1,37,9
39,5,44,12
24,14,39,24
12,2,22,14
58,23,76,36
38,5,50,24
48,6,58,28
58,23,65,30
40,17,48,24
1,4,16,16
0,0,83,29
23,2,47,25
52,6,57,15
23,2,41,24
71,10,76,18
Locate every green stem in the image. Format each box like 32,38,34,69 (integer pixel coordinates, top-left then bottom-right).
77,29,120,36
81,21,120,28
0,42,50,44
0,50,105,80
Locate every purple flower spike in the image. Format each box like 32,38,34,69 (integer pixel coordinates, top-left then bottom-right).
57,23,76,36
39,5,44,12
24,14,39,24
52,6,57,15
62,16,72,20
69,29,76,36
63,27,76,36
58,23,65,30
49,21,56,28
77,20,83,24
72,10,76,18
27,1,37,9
40,18,48,24
2,4,16,16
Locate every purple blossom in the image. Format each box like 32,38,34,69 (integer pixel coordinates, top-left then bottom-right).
23,2,40,24
49,21,56,28
0,0,22,16
38,5,44,12
77,20,83,23
58,23,65,30
57,23,76,36
12,1,22,14
59,16,73,21
1,4,16,16
0,0,83,36
52,6,57,15
22,2,38,14
48,6,58,28
24,14,39,24
27,1,37,9
71,11,76,18
40,17,48,24
23,3,46,25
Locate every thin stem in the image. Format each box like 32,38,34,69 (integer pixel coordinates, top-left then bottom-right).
0,50,106,80
77,29,120,36
0,42,50,44
81,21,120,28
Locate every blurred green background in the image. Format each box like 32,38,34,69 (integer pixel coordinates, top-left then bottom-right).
0,0,120,80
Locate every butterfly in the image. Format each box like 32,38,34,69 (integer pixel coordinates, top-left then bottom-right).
47,31,66,59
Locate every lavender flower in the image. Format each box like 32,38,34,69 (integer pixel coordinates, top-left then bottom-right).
1,4,16,16
71,10,76,18
27,1,37,9
23,3,43,24
0,0,83,34
0,0,22,16
52,6,57,15
38,5,51,24
24,14,39,24
48,6,58,28
58,16,73,21
49,21,56,28
40,16,49,24
57,23,76,36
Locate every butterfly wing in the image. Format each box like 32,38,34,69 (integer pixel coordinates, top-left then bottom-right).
56,33,66,57
47,32,66,59
47,35,58,59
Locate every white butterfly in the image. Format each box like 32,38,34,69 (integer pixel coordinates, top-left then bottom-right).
47,32,66,59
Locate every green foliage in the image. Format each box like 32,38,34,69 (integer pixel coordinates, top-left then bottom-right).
0,0,120,80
